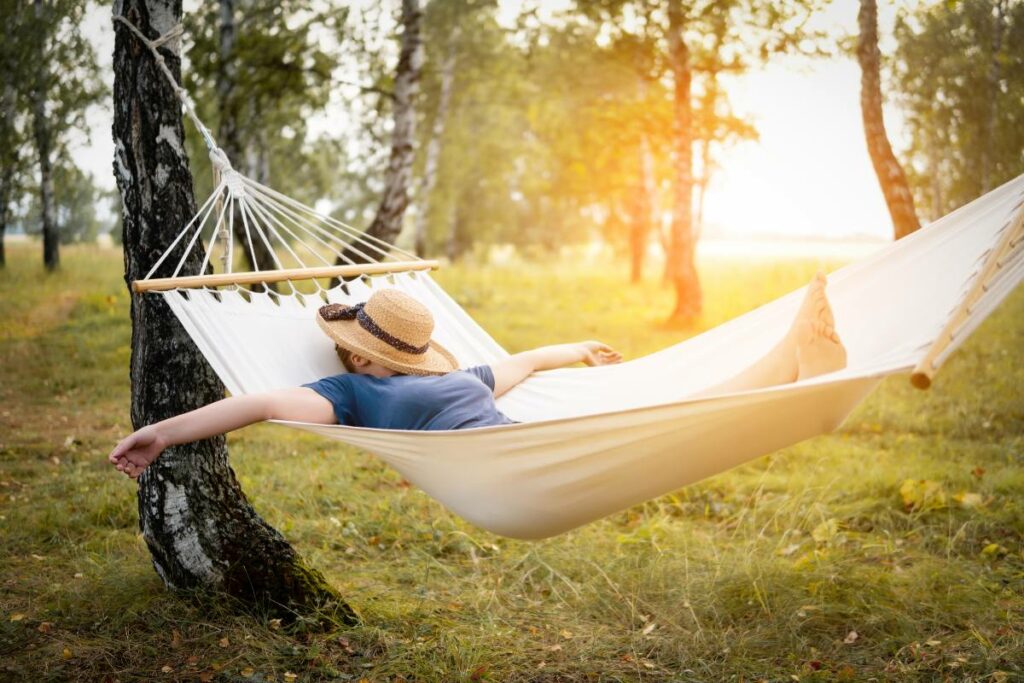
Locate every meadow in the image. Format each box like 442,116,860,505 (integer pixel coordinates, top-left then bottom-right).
0,243,1021,682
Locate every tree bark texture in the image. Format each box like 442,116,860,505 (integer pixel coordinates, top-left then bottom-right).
112,0,356,625
216,0,278,286
415,23,458,258
31,0,58,270
857,0,920,240
338,0,423,266
665,0,702,324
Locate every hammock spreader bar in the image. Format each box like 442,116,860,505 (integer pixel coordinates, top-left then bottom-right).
911,197,1024,389
132,260,440,293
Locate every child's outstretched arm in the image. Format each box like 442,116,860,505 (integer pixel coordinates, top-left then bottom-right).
108,388,335,479
490,341,622,398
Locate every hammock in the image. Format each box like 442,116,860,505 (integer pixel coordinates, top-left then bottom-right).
118,17,1024,540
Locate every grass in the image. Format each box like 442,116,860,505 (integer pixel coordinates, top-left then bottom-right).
0,243,1021,682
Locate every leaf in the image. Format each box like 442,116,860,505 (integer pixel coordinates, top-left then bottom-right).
641,621,657,636
812,519,839,544
899,479,948,512
9,613,25,622
171,628,182,648
777,543,801,557
284,673,298,681
218,636,230,648
240,667,255,677
559,629,573,639
161,665,173,673
843,630,859,644
981,543,1008,557
269,618,282,630
62,647,72,660
953,491,984,508
199,672,214,682
37,622,53,633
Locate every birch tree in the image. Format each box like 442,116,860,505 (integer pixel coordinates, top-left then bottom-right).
857,0,920,240
338,0,423,266
112,0,357,623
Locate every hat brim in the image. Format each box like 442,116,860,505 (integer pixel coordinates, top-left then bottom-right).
316,314,459,376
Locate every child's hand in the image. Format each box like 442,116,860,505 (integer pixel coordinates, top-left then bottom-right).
108,426,166,480
579,341,623,367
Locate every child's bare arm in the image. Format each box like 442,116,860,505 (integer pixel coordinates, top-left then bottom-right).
490,341,622,398
108,388,335,479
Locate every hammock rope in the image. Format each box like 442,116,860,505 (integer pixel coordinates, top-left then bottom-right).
114,15,1024,539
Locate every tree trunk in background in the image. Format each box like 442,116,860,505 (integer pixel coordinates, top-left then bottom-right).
857,0,920,240
31,0,58,270
982,0,1007,193
112,0,357,625
415,24,458,257
628,134,656,283
0,83,15,269
217,0,278,285
338,0,423,267
665,0,701,325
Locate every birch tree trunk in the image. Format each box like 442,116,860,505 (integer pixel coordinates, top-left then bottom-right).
217,0,278,285
112,0,357,625
31,0,58,271
665,0,702,325
857,0,920,240
415,23,458,257
338,0,423,267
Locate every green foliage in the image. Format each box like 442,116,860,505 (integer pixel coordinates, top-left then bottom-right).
182,0,346,206
893,0,1024,219
1,244,1022,680
22,165,115,244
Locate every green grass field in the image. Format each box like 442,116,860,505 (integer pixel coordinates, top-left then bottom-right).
1,243,1021,682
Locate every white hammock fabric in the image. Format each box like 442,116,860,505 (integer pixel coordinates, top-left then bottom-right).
143,167,1024,539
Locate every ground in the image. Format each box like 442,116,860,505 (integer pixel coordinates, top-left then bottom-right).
0,244,1021,682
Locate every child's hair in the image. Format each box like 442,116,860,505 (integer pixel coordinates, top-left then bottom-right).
335,344,357,373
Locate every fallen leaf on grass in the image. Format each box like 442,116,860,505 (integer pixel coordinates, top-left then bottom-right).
170,629,182,648
981,543,1008,558
62,647,72,660
198,672,214,682
161,665,173,673
559,629,573,639
641,621,657,636
900,479,947,512
9,613,25,622
546,644,562,652
843,630,859,644
812,519,839,544
37,622,53,633
777,543,801,557
218,636,229,648
269,618,282,630
284,672,298,681
240,667,255,677
953,491,984,508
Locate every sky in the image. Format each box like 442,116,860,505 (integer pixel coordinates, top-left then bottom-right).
74,0,920,242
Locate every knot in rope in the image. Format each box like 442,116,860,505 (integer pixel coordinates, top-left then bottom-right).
113,14,221,154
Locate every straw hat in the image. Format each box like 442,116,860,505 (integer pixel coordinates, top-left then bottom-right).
315,288,458,376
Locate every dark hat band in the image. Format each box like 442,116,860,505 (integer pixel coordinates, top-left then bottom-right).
319,303,430,355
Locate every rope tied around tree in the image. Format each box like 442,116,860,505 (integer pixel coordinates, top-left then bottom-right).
112,14,224,165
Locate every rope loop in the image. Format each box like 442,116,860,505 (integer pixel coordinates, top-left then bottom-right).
112,14,222,155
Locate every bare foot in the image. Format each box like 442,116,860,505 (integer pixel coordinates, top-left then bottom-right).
794,279,848,382
796,322,847,380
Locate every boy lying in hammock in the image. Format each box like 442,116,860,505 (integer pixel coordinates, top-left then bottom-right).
109,274,845,480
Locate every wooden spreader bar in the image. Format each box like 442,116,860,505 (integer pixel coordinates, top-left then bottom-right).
911,198,1024,390
131,260,440,293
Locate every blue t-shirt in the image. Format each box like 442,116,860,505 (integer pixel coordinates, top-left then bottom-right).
302,364,517,431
